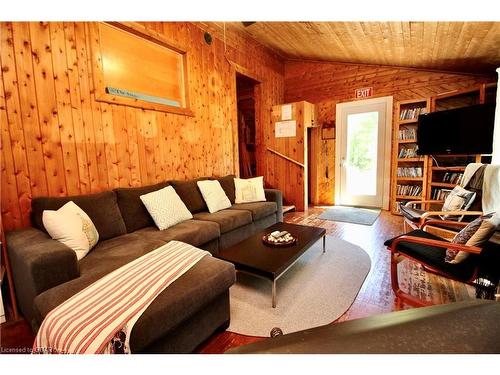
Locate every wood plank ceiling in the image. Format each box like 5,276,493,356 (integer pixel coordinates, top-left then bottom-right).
214,22,500,74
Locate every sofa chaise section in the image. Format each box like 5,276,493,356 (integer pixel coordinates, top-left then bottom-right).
34,253,235,353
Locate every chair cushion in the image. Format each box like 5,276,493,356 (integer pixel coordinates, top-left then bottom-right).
134,220,220,247
34,252,235,353
114,181,169,233
229,202,277,221
399,204,425,222
193,209,252,234
169,178,210,214
31,191,127,241
384,229,478,281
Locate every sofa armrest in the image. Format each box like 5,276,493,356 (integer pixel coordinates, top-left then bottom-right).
265,189,283,222
6,227,79,327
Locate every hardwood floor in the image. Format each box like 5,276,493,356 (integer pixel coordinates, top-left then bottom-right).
0,208,419,353
197,208,408,353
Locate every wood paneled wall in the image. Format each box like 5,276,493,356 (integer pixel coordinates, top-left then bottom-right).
268,101,315,211
284,60,495,205
0,22,284,230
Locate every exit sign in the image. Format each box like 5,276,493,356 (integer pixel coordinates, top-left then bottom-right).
355,87,373,99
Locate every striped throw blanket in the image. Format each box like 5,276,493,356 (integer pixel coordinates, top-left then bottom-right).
33,241,210,354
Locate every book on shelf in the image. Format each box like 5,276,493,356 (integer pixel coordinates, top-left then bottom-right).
396,184,422,197
398,127,417,140
397,167,423,177
399,107,427,120
398,146,419,158
441,172,463,185
432,188,452,201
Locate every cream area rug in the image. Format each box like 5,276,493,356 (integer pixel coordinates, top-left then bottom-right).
227,236,371,337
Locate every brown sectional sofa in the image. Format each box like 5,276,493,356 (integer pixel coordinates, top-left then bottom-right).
6,176,283,353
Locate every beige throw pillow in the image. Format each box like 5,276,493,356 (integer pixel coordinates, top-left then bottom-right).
445,213,500,264
42,201,99,260
140,186,193,230
234,176,266,204
197,180,232,213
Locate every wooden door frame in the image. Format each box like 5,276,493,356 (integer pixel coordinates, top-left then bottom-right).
334,96,393,210
230,61,262,177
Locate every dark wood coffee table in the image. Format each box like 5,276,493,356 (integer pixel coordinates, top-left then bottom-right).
217,222,326,308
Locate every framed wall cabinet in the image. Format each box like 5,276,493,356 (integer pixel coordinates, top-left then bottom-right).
90,22,193,116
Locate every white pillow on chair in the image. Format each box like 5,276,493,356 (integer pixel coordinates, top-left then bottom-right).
140,186,193,230
42,201,99,260
197,180,232,213
234,176,266,204
441,186,476,219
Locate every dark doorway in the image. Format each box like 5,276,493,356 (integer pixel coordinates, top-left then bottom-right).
236,73,259,178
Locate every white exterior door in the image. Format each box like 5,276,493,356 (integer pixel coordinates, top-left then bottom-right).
335,96,393,209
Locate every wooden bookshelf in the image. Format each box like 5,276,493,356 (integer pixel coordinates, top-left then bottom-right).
397,177,424,181
431,166,466,171
391,83,496,215
426,155,481,202
396,195,422,200
431,182,460,188
399,118,419,124
399,139,418,144
398,158,425,162
391,98,429,214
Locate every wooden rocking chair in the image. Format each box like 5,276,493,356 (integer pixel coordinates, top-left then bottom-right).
385,220,484,307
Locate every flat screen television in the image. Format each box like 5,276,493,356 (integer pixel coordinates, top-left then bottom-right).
417,103,495,155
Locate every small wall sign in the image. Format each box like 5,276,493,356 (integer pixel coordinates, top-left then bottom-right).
281,104,292,120
275,120,297,138
355,87,373,99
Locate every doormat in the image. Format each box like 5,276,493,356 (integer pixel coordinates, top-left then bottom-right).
317,206,381,226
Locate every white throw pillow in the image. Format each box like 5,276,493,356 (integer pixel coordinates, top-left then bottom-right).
140,186,193,230
441,186,476,219
197,180,232,213
42,201,99,260
234,176,266,204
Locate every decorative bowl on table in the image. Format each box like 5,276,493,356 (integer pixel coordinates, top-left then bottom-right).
262,230,297,247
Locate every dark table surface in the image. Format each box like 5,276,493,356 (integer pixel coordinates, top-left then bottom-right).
217,222,326,280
